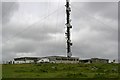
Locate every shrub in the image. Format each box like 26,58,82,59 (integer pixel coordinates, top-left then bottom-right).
94,73,106,78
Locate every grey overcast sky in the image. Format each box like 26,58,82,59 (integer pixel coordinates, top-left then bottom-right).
1,0,118,62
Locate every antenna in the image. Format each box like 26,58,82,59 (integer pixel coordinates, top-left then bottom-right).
65,0,72,58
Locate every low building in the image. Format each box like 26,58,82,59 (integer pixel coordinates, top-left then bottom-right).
14,57,39,64
14,57,108,64
80,58,109,64
45,56,79,63
14,56,79,64
37,58,50,63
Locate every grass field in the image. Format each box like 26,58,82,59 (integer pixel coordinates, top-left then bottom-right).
2,63,119,78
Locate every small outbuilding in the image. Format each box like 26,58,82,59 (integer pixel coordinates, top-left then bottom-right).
80,58,109,64
37,58,50,63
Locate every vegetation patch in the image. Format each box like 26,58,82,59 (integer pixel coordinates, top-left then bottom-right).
2,63,119,78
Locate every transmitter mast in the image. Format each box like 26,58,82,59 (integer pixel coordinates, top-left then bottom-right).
65,0,72,58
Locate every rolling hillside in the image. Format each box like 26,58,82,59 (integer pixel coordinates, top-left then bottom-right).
2,63,119,79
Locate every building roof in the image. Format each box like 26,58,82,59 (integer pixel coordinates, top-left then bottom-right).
79,58,109,61
91,58,109,60
14,56,79,61
14,57,41,61
45,56,79,61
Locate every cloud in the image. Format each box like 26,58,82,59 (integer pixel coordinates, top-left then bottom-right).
71,2,118,20
2,2,118,61
2,2,19,24
71,2,118,60
0,2,2,24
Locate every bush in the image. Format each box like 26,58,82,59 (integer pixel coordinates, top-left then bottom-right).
65,72,87,78
94,73,106,78
14,69,27,72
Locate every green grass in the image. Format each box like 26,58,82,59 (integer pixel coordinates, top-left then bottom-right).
2,63,119,78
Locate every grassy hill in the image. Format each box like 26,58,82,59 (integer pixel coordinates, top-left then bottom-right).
2,63,119,78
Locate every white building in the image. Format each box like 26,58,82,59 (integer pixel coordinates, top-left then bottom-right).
46,56,79,63
13,56,79,64
14,57,39,64
37,58,50,63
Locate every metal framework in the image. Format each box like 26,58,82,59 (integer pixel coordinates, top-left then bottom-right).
65,0,72,58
